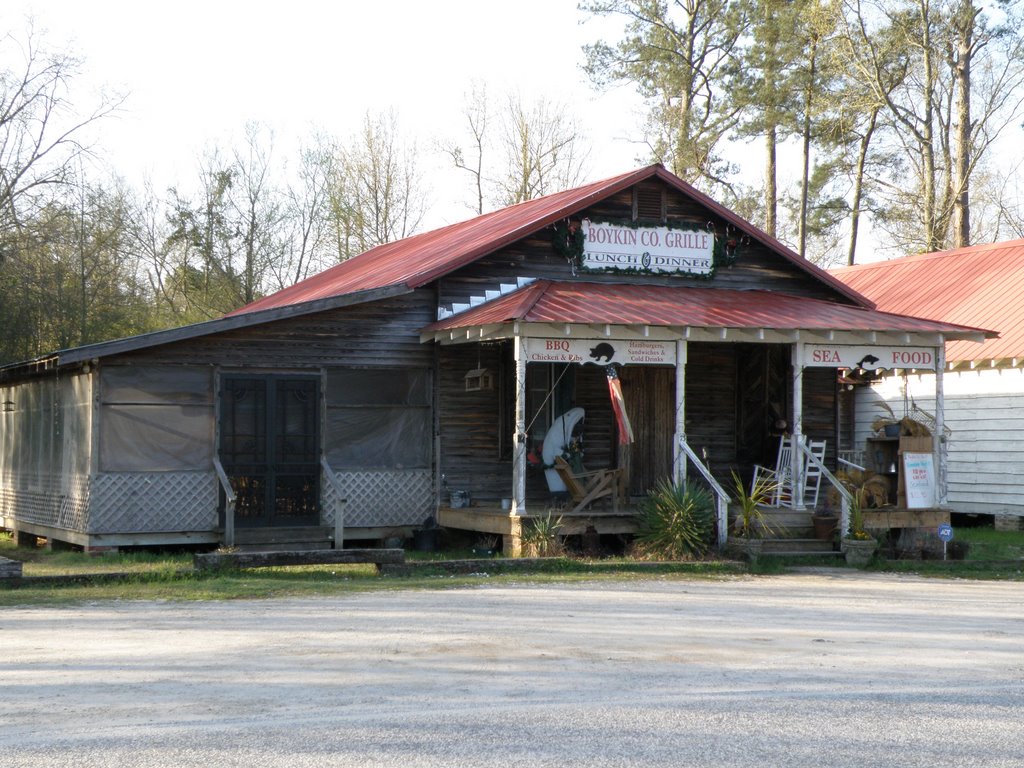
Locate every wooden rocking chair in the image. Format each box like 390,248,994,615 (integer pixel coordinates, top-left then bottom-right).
553,456,625,515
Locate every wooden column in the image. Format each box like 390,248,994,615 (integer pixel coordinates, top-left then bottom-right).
673,339,688,484
791,342,805,509
935,340,947,506
511,333,527,517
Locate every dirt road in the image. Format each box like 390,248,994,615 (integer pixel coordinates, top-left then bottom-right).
3,570,1022,766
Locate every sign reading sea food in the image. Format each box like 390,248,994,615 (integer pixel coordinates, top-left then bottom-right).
525,338,676,366
803,345,938,371
581,219,714,276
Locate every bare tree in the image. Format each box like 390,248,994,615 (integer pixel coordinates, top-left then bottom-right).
328,111,426,258
442,80,490,215
0,23,121,257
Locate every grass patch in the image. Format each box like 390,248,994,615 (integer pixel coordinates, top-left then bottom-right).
4,528,1023,606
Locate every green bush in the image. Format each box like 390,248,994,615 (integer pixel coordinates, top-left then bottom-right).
635,479,715,559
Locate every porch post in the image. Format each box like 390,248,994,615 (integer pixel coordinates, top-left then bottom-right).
792,341,805,510
512,333,528,517
935,339,947,506
674,339,688,484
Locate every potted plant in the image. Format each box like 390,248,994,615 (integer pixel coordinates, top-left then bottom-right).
842,493,879,567
727,471,781,562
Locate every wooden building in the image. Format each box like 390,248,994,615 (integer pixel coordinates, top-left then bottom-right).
0,166,989,553
834,240,1024,528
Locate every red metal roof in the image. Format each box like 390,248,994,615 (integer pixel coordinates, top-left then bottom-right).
229,164,869,316
832,241,1018,363
423,281,988,338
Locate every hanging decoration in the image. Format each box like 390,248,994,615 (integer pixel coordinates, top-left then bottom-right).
605,366,634,445
552,218,585,275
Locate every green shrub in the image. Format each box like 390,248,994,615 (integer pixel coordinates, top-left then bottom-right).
635,479,715,559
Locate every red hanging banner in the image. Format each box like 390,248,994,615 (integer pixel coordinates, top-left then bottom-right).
605,367,634,445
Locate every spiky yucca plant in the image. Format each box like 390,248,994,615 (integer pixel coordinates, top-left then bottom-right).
635,479,715,559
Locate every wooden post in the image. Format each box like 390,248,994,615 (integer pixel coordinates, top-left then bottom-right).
935,340,947,506
674,339,688,485
511,333,527,517
792,342,805,510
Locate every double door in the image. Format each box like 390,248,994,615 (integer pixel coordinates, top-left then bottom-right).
219,375,320,527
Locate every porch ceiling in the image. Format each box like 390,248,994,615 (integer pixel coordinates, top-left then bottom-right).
421,281,994,347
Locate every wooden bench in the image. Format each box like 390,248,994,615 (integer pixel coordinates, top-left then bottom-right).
192,548,405,572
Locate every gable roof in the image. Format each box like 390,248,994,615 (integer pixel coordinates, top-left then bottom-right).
422,280,990,341
832,239,1021,365
231,164,870,316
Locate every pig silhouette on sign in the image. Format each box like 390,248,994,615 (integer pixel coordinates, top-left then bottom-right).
589,342,616,362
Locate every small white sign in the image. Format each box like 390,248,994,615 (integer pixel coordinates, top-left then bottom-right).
804,345,938,371
903,452,936,509
581,219,714,276
525,338,676,366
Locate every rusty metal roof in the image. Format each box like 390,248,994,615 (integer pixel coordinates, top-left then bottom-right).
422,281,989,339
833,241,1018,364
230,164,868,316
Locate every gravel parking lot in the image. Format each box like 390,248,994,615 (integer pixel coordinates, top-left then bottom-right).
3,570,1023,767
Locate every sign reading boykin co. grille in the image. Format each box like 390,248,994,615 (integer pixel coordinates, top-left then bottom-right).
581,219,714,276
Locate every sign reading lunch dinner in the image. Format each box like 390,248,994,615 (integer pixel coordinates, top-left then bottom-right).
581,219,714,276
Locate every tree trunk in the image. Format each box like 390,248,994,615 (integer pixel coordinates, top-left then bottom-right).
847,110,879,266
765,124,777,238
951,1,975,248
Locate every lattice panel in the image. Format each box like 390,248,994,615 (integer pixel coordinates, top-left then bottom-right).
323,470,432,528
0,472,90,531
89,472,218,533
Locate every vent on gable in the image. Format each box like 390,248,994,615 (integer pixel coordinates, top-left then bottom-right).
633,184,665,222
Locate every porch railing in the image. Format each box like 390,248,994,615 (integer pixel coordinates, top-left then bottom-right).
678,436,731,548
794,439,854,537
321,457,347,550
213,457,236,548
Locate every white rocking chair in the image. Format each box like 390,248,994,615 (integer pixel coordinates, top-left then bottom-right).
751,435,827,509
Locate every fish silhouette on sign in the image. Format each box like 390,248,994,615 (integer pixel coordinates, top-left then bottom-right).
856,354,880,370
589,342,616,362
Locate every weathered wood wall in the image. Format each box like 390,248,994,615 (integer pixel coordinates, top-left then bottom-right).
107,290,436,369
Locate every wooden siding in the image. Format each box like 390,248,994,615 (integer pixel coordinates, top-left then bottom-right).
684,343,738,479
438,182,846,311
106,290,436,369
859,368,1024,517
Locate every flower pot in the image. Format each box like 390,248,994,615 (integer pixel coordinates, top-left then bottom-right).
811,513,838,541
843,537,878,567
883,423,901,437
727,536,763,563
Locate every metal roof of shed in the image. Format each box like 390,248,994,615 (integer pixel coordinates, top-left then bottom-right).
832,240,1022,365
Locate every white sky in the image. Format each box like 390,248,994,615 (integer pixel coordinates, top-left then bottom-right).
5,0,649,229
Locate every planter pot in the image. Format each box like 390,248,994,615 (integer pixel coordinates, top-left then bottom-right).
811,513,839,541
727,536,763,563
843,537,878,567
883,423,901,437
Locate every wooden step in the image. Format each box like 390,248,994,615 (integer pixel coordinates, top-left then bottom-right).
231,526,334,551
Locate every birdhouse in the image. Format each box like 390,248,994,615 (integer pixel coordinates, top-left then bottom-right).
464,368,494,392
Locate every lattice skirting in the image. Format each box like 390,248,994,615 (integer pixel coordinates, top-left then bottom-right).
324,470,433,528
89,472,218,533
0,473,90,531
